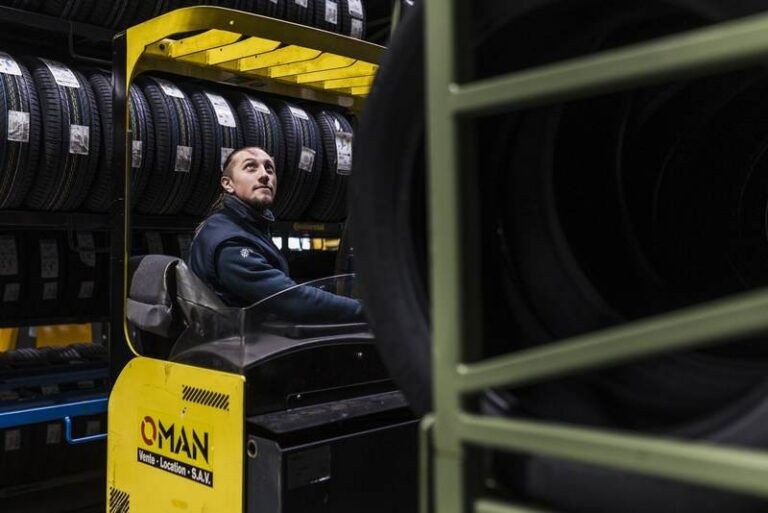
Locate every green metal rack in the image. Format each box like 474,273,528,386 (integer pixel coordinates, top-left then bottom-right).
424,3,768,512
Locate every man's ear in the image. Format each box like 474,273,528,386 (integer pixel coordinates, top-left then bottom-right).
221,175,234,194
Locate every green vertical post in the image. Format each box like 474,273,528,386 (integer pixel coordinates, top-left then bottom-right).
424,0,465,512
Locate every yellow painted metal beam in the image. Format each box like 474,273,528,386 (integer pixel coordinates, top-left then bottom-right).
226,45,321,72
181,36,280,65
146,29,242,58
313,75,374,89
256,53,355,78
292,61,377,83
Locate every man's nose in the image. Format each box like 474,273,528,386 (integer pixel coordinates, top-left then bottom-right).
257,169,270,183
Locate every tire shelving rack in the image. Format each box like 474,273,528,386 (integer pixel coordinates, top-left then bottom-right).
110,4,383,386
0,6,114,511
424,2,768,513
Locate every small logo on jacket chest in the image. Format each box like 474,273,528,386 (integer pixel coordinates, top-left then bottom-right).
240,248,252,258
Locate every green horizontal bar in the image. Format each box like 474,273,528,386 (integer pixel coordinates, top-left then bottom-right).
457,287,768,392
476,499,552,513
459,413,768,499
450,10,768,115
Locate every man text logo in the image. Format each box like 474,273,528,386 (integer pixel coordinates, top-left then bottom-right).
139,415,209,465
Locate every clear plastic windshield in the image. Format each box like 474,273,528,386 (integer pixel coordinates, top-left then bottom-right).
169,274,365,372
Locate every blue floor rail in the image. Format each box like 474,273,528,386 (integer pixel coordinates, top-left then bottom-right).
0,396,108,443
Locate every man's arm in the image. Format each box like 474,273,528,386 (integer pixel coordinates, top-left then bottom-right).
216,243,365,323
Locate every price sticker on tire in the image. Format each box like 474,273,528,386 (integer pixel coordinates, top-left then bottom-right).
8,110,29,143
175,145,192,173
325,0,338,24
42,59,80,88
299,147,316,172
69,124,90,155
0,53,21,76
348,0,363,17
335,132,353,175
132,140,143,169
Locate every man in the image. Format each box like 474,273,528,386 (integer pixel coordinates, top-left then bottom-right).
188,146,364,323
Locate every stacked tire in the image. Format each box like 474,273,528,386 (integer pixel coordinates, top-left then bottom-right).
232,92,286,183
306,109,353,221
0,52,40,209
85,70,154,211
182,85,243,216
24,57,100,211
270,100,323,219
135,76,201,215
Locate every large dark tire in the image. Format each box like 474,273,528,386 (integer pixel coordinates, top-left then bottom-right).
231,91,286,180
135,75,200,215
270,100,323,220
181,85,243,216
0,52,41,209
306,109,352,221
24,57,100,211
351,2,429,413
355,1,768,512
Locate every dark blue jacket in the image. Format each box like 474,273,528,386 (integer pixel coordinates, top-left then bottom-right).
188,195,364,323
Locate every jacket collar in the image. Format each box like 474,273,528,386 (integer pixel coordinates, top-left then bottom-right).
222,194,275,227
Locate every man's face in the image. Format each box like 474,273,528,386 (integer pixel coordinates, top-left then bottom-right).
221,147,277,209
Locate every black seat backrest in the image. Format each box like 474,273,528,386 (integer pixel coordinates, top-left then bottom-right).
127,254,231,360
127,254,184,359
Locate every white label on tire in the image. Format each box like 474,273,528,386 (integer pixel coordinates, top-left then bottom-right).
42,59,80,88
3,283,19,302
269,0,278,3
79,280,94,299
132,140,143,169
175,145,192,173
155,78,184,99
249,98,271,115
43,281,58,300
4,430,20,451
295,0,307,7
0,237,18,276
351,18,364,38
289,106,309,120
7,110,29,143
221,147,234,169
69,124,90,155
145,232,163,254
325,0,338,24
205,92,236,128
46,424,62,445
298,146,316,172
77,232,96,267
335,132,353,174
177,234,192,261
0,53,21,76
39,240,59,279
348,0,363,17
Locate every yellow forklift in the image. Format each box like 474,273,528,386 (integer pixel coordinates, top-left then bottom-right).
105,7,416,512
